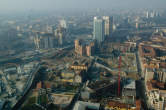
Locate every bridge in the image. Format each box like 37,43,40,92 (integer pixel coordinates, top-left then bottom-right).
12,63,41,110
22,64,40,95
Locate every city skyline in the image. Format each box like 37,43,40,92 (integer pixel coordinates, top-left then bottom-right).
0,0,166,12
1,0,166,109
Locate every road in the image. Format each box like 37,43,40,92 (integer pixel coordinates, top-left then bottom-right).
136,41,149,109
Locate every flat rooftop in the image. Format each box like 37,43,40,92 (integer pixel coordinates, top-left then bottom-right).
124,80,136,89
51,93,74,105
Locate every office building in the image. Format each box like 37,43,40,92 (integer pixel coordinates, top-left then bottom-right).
93,17,105,43
103,16,114,37
146,11,149,18
136,22,139,29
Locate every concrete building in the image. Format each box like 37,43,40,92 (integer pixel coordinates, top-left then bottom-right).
36,82,52,95
122,80,136,105
136,22,139,29
34,26,66,49
34,33,56,49
43,36,49,49
86,45,92,56
93,17,105,43
48,36,54,48
86,42,95,56
75,40,81,55
59,19,67,29
36,81,46,95
145,69,154,83
75,39,95,56
73,101,100,110
155,70,166,83
51,93,74,108
79,45,86,56
46,25,53,33
103,16,113,37
34,33,40,49
147,90,165,110
146,11,149,19
55,27,67,46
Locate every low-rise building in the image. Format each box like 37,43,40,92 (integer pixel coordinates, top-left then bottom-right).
73,101,100,110
122,80,136,105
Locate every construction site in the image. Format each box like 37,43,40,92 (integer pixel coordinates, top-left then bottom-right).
17,38,143,110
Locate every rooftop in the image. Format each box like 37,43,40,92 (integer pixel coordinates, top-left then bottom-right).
106,101,135,109
51,93,74,106
124,80,136,89
73,101,100,110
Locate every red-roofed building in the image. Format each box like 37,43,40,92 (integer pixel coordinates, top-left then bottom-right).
44,82,52,93
136,100,141,110
36,81,42,90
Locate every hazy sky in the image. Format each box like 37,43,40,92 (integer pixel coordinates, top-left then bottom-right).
0,0,166,12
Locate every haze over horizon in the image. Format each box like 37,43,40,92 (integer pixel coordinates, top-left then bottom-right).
0,0,166,12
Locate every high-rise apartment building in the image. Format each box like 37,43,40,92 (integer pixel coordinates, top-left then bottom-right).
103,16,114,37
34,33,56,50
55,27,66,46
75,40,86,56
109,16,114,35
75,39,95,56
93,17,105,43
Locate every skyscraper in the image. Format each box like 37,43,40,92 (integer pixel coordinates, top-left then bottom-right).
103,16,109,37
59,19,67,29
110,16,114,35
55,27,66,46
93,17,105,43
103,16,114,37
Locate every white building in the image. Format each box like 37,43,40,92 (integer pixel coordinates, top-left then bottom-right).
73,101,100,110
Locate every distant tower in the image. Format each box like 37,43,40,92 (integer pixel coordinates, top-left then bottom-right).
55,27,66,46
59,19,67,28
146,11,149,19
52,25,57,36
136,22,139,29
103,16,110,37
109,16,114,35
150,11,155,18
93,17,105,43
43,36,49,49
103,16,114,37
46,25,53,33
34,33,40,50
16,26,20,31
